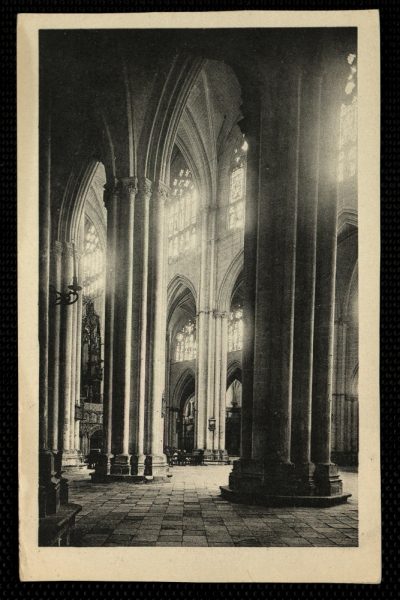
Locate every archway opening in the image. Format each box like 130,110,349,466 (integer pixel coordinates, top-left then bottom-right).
179,390,196,453
78,162,107,459
164,277,197,453
89,428,103,452
225,372,242,457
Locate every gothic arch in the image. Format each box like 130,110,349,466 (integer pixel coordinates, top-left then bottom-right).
167,274,197,323
217,250,244,312
172,367,196,407
343,261,358,324
338,208,358,235
227,360,242,388
143,54,205,185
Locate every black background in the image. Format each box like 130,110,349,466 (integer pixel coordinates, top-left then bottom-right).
2,0,397,595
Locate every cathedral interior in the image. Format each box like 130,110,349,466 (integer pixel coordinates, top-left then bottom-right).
38,27,358,547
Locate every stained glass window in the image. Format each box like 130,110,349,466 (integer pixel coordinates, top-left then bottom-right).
82,219,105,300
338,53,357,183
167,167,197,262
228,138,248,230
175,319,197,362
228,305,243,352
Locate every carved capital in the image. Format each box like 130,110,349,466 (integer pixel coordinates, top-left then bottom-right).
213,310,228,319
153,181,170,205
118,176,138,199
51,240,63,257
39,248,50,263
138,177,153,201
103,182,118,211
62,241,75,259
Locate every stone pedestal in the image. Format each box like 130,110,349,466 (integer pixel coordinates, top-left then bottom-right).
39,503,81,546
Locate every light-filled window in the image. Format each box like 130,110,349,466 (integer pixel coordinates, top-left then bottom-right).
338,53,357,183
167,168,198,262
82,219,105,300
228,305,243,352
175,319,197,362
228,138,248,230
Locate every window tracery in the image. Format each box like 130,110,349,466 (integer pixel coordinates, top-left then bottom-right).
82,219,105,300
175,319,197,362
228,138,248,230
338,53,357,183
167,168,198,262
228,305,243,352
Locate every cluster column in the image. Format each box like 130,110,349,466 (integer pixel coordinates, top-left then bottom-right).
146,182,169,477
94,182,119,477
223,45,350,505
109,177,137,475
215,311,229,459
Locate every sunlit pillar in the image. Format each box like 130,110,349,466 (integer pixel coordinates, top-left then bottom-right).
147,182,169,477
311,46,347,496
110,177,137,475
195,207,210,451
134,178,152,476
217,312,228,457
93,182,118,480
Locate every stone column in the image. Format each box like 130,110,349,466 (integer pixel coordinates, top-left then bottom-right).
59,241,77,468
226,68,301,498
39,113,60,515
205,208,217,459
332,318,347,458
134,178,152,476
290,70,322,494
110,177,137,475
93,183,118,480
48,241,63,453
311,50,347,496
216,312,228,459
195,207,210,451
73,262,83,460
240,113,259,462
69,299,78,451
147,182,169,477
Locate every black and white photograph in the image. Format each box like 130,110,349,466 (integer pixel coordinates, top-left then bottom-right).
18,10,380,583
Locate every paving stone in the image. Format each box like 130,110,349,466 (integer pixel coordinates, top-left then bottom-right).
69,466,358,548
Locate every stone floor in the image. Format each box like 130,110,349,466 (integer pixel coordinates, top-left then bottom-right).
69,465,358,547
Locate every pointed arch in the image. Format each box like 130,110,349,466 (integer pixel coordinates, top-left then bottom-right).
217,250,244,312
143,54,205,185
167,274,197,315
227,360,242,389
172,367,196,407
343,260,358,323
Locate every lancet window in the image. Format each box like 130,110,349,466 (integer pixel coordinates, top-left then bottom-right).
167,167,198,262
228,137,248,230
81,219,105,300
228,305,243,352
338,53,358,183
175,320,197,362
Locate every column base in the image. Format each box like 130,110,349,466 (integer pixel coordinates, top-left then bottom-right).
39,449,61,517
313,462,344,496
221,458,351,507
203,449,229,463
92,453,170,481
110,453,132,476
61,449,85,470
90,452,113,482
144,454,170,479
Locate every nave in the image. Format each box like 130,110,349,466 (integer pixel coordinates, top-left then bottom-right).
38,27,359,546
